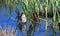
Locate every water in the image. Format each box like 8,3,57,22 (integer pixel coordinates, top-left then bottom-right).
0,6,59,36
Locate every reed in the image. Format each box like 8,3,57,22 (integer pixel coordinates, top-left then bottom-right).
0,25,16,36
0,0,21,16
0,0,60,36
44,0,48,36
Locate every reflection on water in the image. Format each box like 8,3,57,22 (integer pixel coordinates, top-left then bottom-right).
0,5,59,36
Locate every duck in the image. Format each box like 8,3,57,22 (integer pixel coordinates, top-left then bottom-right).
17,12,27,34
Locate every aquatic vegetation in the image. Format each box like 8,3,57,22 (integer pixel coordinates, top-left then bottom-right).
0,0,60,36
22,0,60,36
0,25,16,36
0,0,21,16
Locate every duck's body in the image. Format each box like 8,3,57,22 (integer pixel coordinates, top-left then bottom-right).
18,23,26,34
